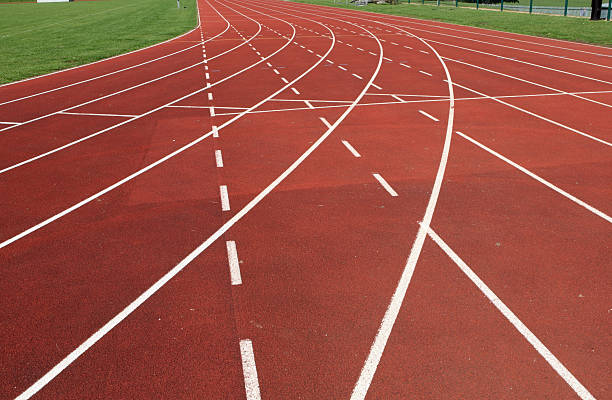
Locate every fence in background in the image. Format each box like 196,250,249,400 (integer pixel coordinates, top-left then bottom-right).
336,0,611,20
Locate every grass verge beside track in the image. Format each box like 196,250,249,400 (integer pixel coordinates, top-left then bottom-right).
0,0,197,84
287,0,612,46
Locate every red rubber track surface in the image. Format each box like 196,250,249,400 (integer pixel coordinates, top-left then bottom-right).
1,0,610,399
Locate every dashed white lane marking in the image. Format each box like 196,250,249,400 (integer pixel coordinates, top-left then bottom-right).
304,100,315,109
419,70,433,77
427,228,596,400
456,131,612,223
240,339,261,400
400,63,411,69
391,42,399,46
212,125,219,138
326,60,334,64
59,112,138,118
341,140,361,157
338,66,347,71
209,106,216,117
368,51,377,56
352,73,363,80
356,47,364,51
291,87,300,95
319,117,332,128
273,68,280,74
372,173,398,197
418,110,439,122
215,150,224,168
205,72,210,80
307,48,314,53
226,241,242,285
383,57,392,62
266,62,272,67
281,77,289,84
208,93,214,101
419,50,429,54
219,185,230,211
391,95,405,103
371,83,382,90
205,65,209,71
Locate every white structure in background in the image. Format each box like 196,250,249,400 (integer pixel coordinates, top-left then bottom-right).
37,0,71,3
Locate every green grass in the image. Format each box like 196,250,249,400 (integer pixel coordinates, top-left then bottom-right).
289,0,612,46
0,0,197,84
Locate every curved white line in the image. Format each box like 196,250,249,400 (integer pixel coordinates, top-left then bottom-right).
0,0,232,107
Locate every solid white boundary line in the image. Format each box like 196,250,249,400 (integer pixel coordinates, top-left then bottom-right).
341,140,361,157
450,81,612,147
349,18,455,400
60,112,138,118
13,15,380,398
426,227,596,400
240,339,262,400
226,240,242,285
372,173,398,197
456,131,612,223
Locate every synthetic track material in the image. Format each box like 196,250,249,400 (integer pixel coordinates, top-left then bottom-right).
1,0,610,399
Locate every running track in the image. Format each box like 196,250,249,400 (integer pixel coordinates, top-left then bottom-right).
1,0,611,398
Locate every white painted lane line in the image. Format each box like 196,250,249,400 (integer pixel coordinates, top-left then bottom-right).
240,339,261,400
368,51,377,56
205,72,210,80
226,241,242,285
307,48,314,53
0,121,20,125
350,19,456,400
219,185,230,211
371,83,383,90
383,57,392,61
391,95,405,103
291,87,300,95
273,68,280,74
400,63,411,68
391,42,399,45
341,140,361,157
419,70,433,76
456,131,612,223
372,173,398,197
319,117,332,128
418,110,439,122
266,62,272,67
208,92,213,101
281,77,289,84
215,150,224,168
304,100,315,109
352,73,363,80
427,228,596,400
209,107,216,117
357,47,364,51
450,81,612,147
326,60,334,64
419,50,429,54
338,65,347,71
59,112,138,118
212,125,219,138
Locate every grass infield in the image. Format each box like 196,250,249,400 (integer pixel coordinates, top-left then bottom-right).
287,0,612,46
0,0,197,84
